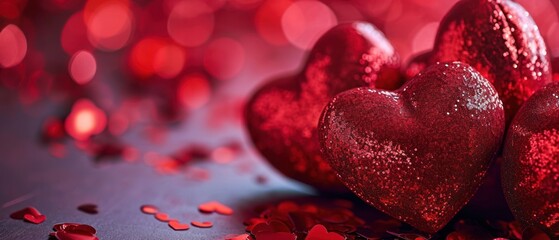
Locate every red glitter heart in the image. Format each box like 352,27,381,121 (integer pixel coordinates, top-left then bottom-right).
245,21,401,192
502,82,559,237
306,224,344,240
191,221,213,228
198,201,233,215
168,220,190,231
77,204,98,214
23,213,46,224
424,0,554,123
319,62,505,233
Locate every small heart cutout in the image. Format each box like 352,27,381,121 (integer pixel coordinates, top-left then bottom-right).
23,213,46,224
168,220,190,231
140,205,158,214
154,213,170,222
78,204,98,214
198,201,233,215
10,207,42,220
191,221,213,228
305,224,344,240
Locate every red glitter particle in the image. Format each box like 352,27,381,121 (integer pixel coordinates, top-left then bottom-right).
198,201,233,215
191,221,213,228
50,223,98,240
77,204,98,214
11,207,46,224
168,220,190,231
306,224,344,240
155,213,170,222
140,205,158,214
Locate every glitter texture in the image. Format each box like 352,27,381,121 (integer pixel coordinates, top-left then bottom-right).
429,0,553,123
245,22,401,191
502,82,559,237
318,62,505,233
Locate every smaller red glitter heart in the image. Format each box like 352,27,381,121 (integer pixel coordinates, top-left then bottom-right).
305,224,344,240
23,214,46,224
191,221,213,228
168,220,190,231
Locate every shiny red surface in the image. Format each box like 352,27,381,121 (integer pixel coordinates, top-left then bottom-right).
502,82,559,237
319,62,505,233
245,22,401,192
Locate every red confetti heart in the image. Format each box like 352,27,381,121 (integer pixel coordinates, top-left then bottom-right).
225,234,251,240
245,21,402,192
168,220,190,231
50,223,98,240
253,232,296,240
198,201,233,215
191,221,213,228
502,82,559,237
77,204,98,215
155,213,170,222
53,223,97,235
319,62,505,233
23,213,46,224
140,205,158,214
427,0,554,123
10,207,42,220
305,224,344,240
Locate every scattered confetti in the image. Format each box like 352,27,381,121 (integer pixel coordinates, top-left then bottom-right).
305,224,345,240
155,213,170,222
77,204,98,214
50,223,98,240
10,207,46,224
168,220,190,231
140,205,158,215
191,221,213,228
198,201,233,215
23,214,46,224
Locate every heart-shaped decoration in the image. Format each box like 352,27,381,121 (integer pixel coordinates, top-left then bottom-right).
319,62,505,233
198,201,233,215
154,213,170,222
10,207,42,220
305,224,345,240
191,221,213,228
502,82,559,237
168,220,190,231
245,21,401,191
412,0,553,123
77,204,98,215
23,213,46,224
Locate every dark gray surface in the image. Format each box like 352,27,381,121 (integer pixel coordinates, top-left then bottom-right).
0,95,316,240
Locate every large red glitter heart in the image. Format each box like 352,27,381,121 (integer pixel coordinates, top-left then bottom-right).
502,82,559,238
245,22,401,191
318,62,505,233
412,0,553,123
